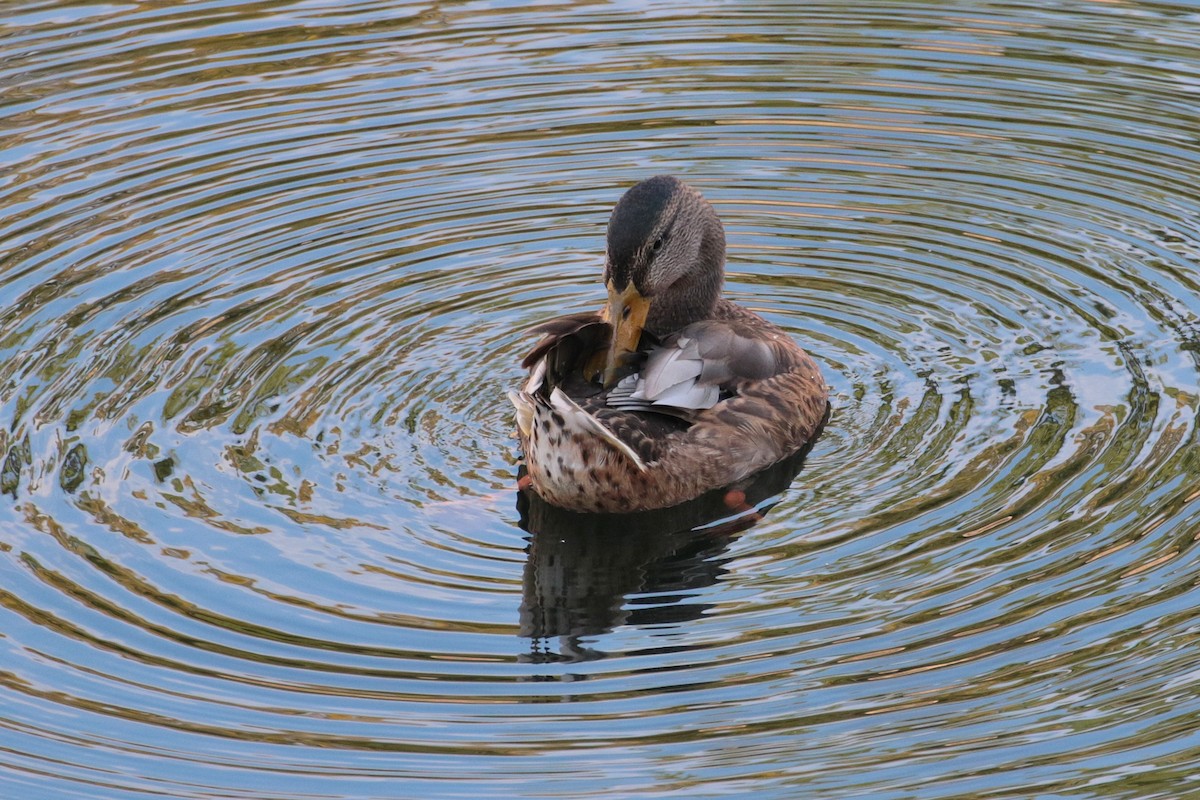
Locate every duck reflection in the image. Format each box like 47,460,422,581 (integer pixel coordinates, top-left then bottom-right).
517,447,814,663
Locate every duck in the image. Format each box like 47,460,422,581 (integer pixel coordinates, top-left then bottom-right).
508,175,828,513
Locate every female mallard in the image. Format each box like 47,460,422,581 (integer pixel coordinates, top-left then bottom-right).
509,176,827,513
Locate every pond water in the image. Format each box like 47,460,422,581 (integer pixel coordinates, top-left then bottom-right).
4,1,1200,797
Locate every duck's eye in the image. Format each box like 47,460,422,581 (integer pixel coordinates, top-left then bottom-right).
652,237,664,253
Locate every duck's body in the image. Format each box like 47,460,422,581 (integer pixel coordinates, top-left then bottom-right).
509,176,827,513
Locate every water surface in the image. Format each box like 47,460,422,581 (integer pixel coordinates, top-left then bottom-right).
4,1,1200,797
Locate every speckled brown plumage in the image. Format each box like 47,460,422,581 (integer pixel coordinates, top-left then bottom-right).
509,176,828,513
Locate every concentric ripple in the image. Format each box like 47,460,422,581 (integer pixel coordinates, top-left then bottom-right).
3,1,1200,798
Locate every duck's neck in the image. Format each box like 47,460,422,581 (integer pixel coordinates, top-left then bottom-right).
645,214,725,336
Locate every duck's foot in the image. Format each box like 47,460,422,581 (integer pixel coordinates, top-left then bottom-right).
722,488,762,521
517,473,534,492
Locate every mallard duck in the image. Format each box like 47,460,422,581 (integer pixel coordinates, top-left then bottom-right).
509,175,827,513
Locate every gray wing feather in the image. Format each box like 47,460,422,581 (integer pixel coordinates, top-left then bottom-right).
647,377,720,409
606,321,783,415
641,336,703,398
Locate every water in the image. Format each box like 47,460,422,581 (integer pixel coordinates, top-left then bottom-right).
3,1,1200,797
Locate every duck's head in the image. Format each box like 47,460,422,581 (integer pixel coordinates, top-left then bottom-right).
601,176,726,385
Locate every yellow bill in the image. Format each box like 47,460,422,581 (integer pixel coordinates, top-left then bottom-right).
601,281,650,387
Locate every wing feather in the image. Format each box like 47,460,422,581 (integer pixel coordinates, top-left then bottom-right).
605,320,785,416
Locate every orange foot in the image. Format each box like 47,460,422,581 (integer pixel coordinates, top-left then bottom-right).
722,488,762,521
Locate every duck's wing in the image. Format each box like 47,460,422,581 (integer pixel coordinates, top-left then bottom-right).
606,319,793,416
511,311,824,479
521,311,606,370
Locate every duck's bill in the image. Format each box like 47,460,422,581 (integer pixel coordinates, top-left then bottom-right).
602,282,650,387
